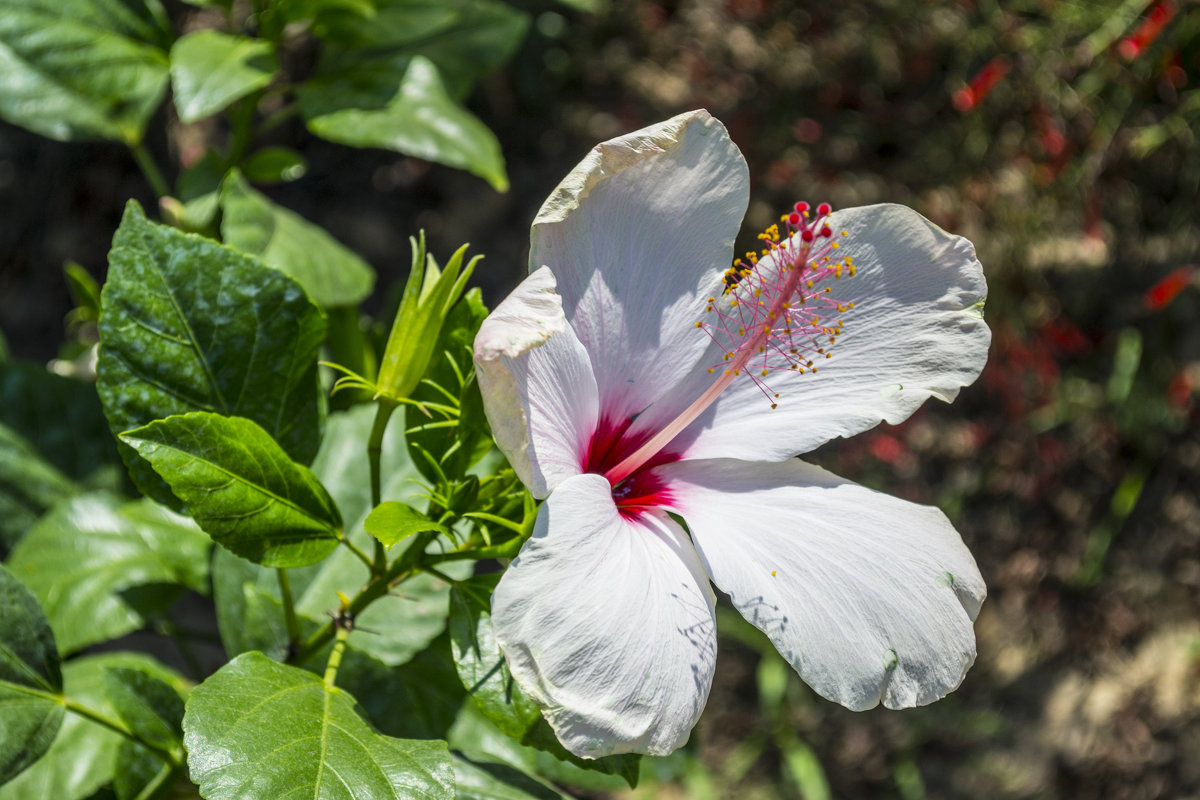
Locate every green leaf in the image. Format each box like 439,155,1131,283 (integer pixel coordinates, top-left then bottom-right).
0,0,170,142
0,565,64,785
337,633,466,741
173,151,227,231
452,753,566,800
183,652,455,800
211,547,293,661
122,412,343,568
242,146,307,183
448,576,640,787
306,0,528,98
302,56,508,191
7,494,210,654
112,740,172,800
170,30,277,123
364,501,448,549
220,170,376,308
101,667,185,751
0,362,123,486
0,422,80,550
97,200,326,507
0,653,184,800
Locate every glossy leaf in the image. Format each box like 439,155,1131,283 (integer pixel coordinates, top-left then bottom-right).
364,501,448,549
97,201,326,507
449,576,641,787
0,653,184,800
0,0,170,142
220,170,375,308
0,423,80,549
211,547,293,662
183,652,455,800
170,30,277,123
6,494,210,654
113,740,171,800
303,56,508,191
122,412,343,568
0,565,63,785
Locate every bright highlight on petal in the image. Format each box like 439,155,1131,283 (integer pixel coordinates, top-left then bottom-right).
491,473,717,757
656,458,985,711
475,109,991,758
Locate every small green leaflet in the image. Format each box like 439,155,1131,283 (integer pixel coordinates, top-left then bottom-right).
364,501,449,549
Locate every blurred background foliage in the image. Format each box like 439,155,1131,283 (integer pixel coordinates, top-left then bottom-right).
2,0,1200,797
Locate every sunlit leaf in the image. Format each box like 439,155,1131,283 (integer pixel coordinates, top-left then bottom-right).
183,652,454,800
170,30,277,123
122,412,343,568
97,201,326,507
0,0,170,142
364,501,448,549
6,494,210,654
220,170,376,308
302,56,508,191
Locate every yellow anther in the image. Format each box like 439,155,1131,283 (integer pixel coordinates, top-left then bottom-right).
695,321,702,328
708,367,714,374
761,369,769,376
832,242,840,249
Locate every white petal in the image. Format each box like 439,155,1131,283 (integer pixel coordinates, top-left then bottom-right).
657,457,984,711
474,266,596,497
667,203,990,461
492,473,717,757
530,109,749,430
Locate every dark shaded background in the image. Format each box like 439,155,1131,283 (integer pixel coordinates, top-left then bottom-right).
3,1,1200,798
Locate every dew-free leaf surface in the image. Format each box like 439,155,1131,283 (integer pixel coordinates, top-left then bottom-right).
220,170,375,308
6,494,210,653
0,565,63,785
184,652,455,800
170,30,277,122
122,412,343,567
97,201,325,507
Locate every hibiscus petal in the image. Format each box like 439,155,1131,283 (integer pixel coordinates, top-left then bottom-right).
492,473,718,757
657,457,984,711
669,203,989,461
474,266,597,497
530,109,749,429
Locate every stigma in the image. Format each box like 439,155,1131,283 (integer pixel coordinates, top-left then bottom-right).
602,201,855,486
699,201,854,406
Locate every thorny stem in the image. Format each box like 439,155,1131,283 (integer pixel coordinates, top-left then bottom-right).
287,530,437,666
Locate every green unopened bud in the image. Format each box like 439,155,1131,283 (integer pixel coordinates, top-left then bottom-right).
377,232,479,401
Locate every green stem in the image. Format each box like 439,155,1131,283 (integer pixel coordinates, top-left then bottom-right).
323,625,351,688
277,568,302,648
368,400,399,574
341,535,374,570
63,697,181,766
132,761,181,800
288,531,435,666
129,142,171,200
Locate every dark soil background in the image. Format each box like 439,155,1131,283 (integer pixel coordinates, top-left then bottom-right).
3,1,1200,798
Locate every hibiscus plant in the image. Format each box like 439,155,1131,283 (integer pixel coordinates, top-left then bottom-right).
1,109,989,798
